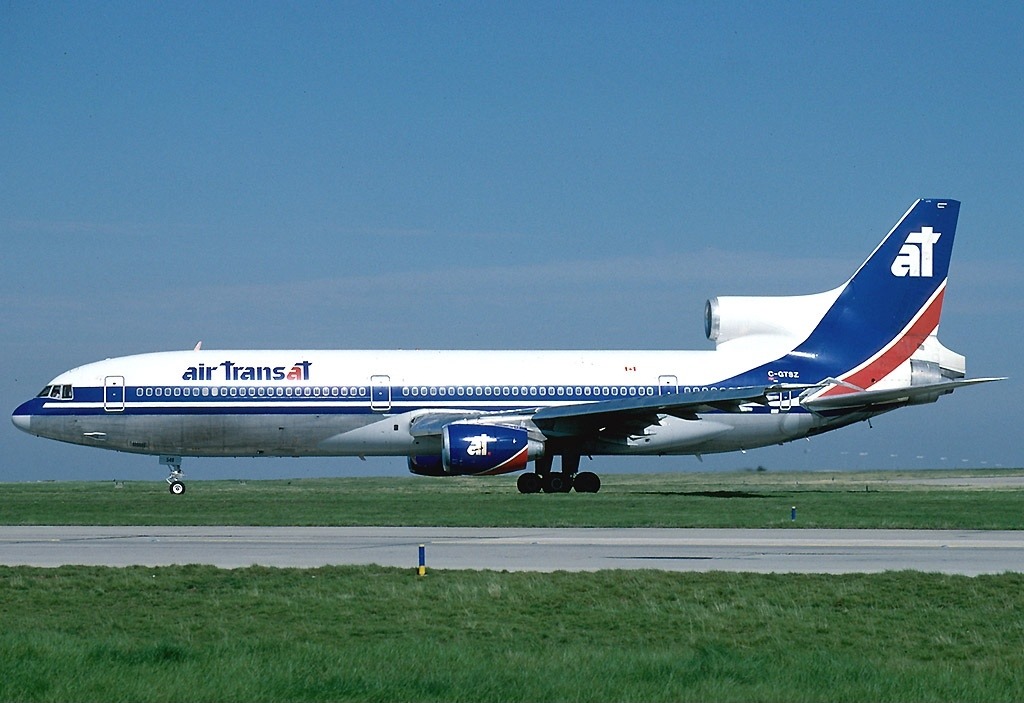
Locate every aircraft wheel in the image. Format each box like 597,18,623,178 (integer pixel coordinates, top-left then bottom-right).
543,472,572,493
168,480,186,495
517,472,542,494
574,471,601,493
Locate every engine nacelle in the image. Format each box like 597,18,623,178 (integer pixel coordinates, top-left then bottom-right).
408,423,543,477
407,454,446,476
704,287,842,349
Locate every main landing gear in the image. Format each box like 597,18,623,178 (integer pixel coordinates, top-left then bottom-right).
160,455,186,495
516,454,601,494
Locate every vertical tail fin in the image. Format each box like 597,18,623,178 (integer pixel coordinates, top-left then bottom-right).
793,199,960,391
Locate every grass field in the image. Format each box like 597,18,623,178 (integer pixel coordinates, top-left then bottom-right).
1,469,1023,529
2,469,1023,702
1,565,1023,702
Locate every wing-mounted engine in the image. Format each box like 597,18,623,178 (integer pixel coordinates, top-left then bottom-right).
408,423,544,477
407,454,447,476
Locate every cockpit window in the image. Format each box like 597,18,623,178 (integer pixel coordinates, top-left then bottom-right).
37,385,73,400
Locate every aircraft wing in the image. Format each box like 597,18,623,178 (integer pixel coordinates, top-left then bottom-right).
530,386,773,438
802,377,1005,414
409,386,774,440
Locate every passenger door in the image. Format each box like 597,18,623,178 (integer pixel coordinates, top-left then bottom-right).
103,376,125,412
370,374,391,412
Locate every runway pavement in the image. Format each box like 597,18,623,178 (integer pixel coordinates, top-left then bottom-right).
1,527,1023,574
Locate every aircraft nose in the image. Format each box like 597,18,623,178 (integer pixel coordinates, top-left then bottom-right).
11,413,31,433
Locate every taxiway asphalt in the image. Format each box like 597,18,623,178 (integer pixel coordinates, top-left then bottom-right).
1,527,1022,574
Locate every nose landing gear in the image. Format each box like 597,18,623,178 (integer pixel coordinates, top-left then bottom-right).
160,456,186,495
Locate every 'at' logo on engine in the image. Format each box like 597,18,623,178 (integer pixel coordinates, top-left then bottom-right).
891,227,941,277
466,434,494,457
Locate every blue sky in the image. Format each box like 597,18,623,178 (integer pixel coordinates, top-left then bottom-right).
3,2,1021,483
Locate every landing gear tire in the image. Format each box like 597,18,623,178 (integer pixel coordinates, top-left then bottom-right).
573,471,601,493
543,472,573,493
517,472,542,494
161,456,185,495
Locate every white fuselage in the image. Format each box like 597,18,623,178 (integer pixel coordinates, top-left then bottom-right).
22,348,821,459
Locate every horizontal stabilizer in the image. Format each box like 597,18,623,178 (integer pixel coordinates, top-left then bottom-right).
802,377,1004,414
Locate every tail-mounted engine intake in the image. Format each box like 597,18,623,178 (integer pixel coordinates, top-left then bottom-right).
705,289,841,348
407,423,544,477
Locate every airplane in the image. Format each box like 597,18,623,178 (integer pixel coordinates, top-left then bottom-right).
12,199,1003,495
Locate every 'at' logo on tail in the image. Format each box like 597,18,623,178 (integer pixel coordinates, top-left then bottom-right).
891,227,942,277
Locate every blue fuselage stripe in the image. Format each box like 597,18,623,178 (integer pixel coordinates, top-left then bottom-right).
18,383,799,418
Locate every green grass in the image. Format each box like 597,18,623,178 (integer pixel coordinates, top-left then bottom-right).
3,470,1024,701
2,469,1024,528
0,565,1021,702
